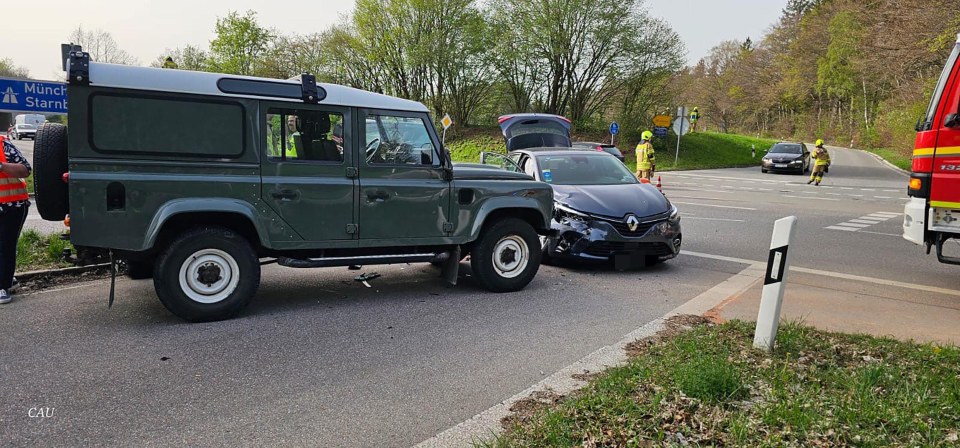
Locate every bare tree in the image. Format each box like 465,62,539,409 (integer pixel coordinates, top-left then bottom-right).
68,26,137,65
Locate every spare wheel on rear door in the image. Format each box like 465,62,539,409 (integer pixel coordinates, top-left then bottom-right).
33,123,70,221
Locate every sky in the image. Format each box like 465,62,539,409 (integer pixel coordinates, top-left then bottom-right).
2,0,786,81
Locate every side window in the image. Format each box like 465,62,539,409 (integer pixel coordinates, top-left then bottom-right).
266,108,344,163
364,114,437,166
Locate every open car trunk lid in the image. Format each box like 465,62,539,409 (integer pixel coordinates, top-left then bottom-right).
498,113,572,151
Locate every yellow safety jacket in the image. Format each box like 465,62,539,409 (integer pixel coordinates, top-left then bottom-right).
813,147,831,166
267,133,299,158
636,141,655,170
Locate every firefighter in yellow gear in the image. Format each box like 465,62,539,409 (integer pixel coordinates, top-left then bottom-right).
162,56,178,69
690,107,700,132
635,130,655,180
808,139,830,185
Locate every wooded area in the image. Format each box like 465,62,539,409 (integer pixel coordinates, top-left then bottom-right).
4,0,958,153
680,0,960,154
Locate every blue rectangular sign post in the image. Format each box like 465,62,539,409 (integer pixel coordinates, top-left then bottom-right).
653,126,668,137
0,78,68,114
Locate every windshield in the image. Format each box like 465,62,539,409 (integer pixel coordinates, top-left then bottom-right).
535,154,638,185
770,144,802,154
18,124,36,130
923,42,960,130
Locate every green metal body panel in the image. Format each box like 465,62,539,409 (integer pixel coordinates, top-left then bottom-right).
64,84,553,256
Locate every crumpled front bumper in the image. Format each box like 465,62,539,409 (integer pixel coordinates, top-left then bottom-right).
543,213,682,267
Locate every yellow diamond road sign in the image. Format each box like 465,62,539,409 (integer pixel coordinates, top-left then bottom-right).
441,114,453,130
653,115,671,127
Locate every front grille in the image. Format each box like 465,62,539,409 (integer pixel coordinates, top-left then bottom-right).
591,215,666,237
583,241,674,257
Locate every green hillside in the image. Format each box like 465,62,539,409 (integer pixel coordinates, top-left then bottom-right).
445,127,779,172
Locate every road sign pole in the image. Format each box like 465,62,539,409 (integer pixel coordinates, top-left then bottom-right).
675,132,681,165
753,216,799,352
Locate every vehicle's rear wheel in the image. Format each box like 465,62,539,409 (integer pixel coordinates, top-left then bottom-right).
33,123,70,221
470,218,541,292
761,168,768,173
154,226,260,322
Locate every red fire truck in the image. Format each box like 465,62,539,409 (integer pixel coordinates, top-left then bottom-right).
904,33,960,263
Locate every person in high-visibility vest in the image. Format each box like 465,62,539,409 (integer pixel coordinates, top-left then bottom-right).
0,136,31,304
808,139,831,186
162,56,178,69
635,130,655,180
690,107,700,132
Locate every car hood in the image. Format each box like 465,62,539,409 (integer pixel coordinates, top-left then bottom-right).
767,153,803,160
552,183,670,219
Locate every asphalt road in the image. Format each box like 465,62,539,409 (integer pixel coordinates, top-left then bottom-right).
2,143,952,446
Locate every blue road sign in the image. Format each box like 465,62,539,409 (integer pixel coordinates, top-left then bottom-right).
609,121,619,135
0,78,68,114
653,126,668,137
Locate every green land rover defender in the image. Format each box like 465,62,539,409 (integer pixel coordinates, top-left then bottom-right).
32,48,553,322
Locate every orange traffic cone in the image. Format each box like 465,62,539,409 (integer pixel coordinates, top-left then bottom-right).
656,176,662,193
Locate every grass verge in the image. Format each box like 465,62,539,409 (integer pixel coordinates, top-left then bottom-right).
640,132,779,173
864,147,912,171
444,127,778,172
17,229,73,271
484,319,960,447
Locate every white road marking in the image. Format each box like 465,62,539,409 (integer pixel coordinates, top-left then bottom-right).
683,250,960,298
861,188,876,191
834,222,871,228
874,196,892,199
782,195,841,201
682,217,746,222
871,212,901,217
826,225,860,231
859,230,902,237
848,219,882,224
671,201,757,210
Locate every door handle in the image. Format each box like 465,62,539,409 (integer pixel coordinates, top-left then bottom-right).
366,190,390,202
271,189,299,201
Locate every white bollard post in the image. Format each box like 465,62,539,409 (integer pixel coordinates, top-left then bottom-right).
753,216,798,351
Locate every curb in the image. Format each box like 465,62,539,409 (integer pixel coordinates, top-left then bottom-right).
16,263,110,281
857,149,909,177
415,262,764,447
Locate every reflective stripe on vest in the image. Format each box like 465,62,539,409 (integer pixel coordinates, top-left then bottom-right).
0,150,29,204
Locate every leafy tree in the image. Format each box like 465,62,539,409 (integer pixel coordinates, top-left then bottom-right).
206,11,273,76
151,45,207,71
0,59,29,78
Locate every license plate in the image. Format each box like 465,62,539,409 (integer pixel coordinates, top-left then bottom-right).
774,164,787,168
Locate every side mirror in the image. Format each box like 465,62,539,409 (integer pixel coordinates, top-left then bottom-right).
945,113,960,129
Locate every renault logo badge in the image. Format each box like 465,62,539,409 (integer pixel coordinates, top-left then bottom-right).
625,215,640,232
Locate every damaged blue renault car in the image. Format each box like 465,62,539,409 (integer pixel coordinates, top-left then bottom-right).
483,114,681,269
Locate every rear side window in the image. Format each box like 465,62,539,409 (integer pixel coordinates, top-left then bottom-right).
90,94,244,157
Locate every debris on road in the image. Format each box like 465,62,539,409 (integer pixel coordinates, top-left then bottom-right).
354,272,381,288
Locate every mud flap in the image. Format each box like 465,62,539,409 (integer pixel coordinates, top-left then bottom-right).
108,250,117,308
441,246,460,286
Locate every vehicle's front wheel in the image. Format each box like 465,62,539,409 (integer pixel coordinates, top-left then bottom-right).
470,218,541,292
154,227,260,322
761,168,768,173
